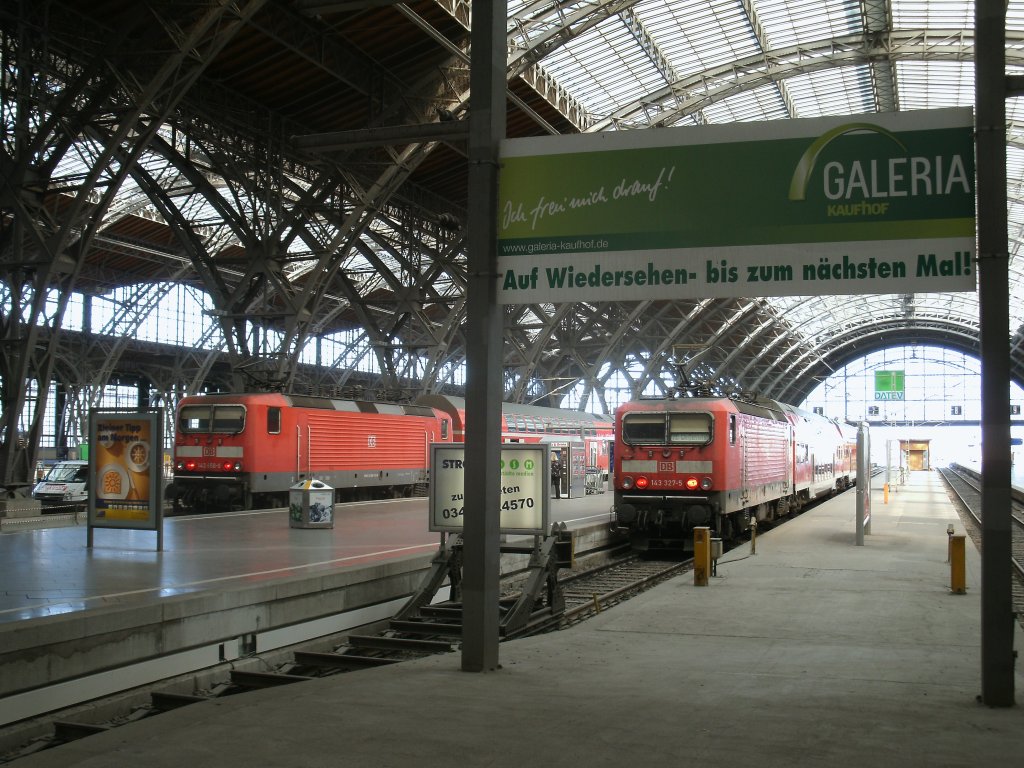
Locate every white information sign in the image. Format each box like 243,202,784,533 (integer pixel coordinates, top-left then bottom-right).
429,444,549,535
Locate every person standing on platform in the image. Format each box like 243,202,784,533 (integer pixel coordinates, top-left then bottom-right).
551,452,562,499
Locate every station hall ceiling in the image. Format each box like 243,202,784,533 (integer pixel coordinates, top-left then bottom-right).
2,0,1023,407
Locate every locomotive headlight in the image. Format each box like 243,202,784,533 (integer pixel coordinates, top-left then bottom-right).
621,477,634,490
685,477,699,490
634,476,650,490
700,477,713,491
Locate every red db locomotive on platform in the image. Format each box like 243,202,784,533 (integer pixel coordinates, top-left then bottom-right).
612,394,858,552
167,392,612,512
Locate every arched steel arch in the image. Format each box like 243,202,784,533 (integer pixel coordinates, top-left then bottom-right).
586,29,997,131
771,325,999,404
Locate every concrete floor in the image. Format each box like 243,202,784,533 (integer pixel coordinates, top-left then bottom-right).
9,470,1023,767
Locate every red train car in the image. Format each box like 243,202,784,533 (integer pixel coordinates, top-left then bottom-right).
612,395,858,552
167,393,452,511
417,395,613,481
167,392,613,512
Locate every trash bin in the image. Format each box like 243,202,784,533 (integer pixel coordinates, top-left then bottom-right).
289,479,334,529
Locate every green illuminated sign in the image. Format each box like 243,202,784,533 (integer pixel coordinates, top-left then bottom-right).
874,370,905,401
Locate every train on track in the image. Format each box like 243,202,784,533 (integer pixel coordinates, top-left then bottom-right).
612,393,859,552
166,392,612,512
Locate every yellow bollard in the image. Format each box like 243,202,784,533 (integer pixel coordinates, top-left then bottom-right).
949,534,966,594
883,483,889,504
693,526,710,586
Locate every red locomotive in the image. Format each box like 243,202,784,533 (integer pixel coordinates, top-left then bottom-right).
167,392,612,512
612,394,858,552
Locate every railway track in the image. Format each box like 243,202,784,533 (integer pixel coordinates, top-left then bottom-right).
936,465,1024,614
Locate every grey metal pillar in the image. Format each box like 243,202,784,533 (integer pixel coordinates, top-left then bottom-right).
461,0,506,672
855,422,870,545
975,0,1015,706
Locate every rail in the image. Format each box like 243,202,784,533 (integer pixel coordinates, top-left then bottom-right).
937,465,1024,584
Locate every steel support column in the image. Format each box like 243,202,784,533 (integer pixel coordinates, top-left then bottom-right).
975,0,1015,706
461,0,506,672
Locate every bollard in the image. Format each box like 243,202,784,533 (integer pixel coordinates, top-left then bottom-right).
946,524,954,563
749,517,757,555
693,526,710,586
883,483,889,504
949,534,966,594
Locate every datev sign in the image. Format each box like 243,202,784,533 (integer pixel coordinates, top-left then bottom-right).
429,444,549,535
497,108,975,303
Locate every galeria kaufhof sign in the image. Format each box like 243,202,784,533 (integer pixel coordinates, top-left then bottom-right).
496,108,975,303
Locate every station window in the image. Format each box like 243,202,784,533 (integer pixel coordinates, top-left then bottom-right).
267,407,281,435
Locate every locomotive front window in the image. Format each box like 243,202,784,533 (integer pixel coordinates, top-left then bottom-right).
179,405,246,434
622,413,666,444
668,413,713,445
212,405,245,433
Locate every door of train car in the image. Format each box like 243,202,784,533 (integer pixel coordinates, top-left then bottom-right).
545,438,585,498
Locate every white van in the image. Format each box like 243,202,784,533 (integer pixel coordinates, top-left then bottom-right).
32,460,89,510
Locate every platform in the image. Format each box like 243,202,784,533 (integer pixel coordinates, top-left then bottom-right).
5,469,1022,767
0,493,611,622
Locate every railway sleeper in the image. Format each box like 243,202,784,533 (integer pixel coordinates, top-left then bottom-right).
51,721,112,742
293,650,400,671
150,691,212,712
417,604,463,621
228,669,313,690
388,619,463,636
347,633,454,654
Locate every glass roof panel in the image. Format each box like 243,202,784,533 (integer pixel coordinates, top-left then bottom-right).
702,83,789,123
895,61,975,110
754,0,863,49
890,0,975,28
633,0,763,79
786,65,876,117
536,16,667,121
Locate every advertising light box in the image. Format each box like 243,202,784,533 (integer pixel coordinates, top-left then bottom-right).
497,108,975,303
429,444,549,535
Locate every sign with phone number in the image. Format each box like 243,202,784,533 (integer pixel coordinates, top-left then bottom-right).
429,444,549,535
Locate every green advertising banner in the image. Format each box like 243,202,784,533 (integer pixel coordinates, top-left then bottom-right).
874,370,906,401
497,108,975,303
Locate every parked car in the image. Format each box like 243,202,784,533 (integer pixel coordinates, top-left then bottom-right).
32,460,89,511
